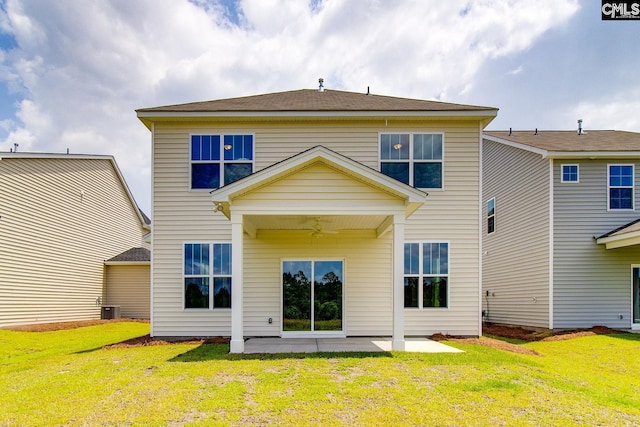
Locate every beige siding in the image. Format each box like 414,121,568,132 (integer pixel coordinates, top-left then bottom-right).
105,264,150,318
482,140,551,328
152,119,483,337
0,158,146,327
245,230,392,336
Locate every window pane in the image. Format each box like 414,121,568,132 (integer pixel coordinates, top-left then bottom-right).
424,243,448,275
562,165,578,182
423,277,447,308
404,243,419,274
610,165,633,187
201,135,211,160
224,163,252,185
213,243,232,275
414,163,442,188
414,134,442,160
487,198,495,217
610,188,633,209
404,277,419,308
214,277,232,308
192,163,220,189
224,135,253,161
185,277,209,308
488,216,495,234
191,136,201,161
381,162,410,184
184,243,209,275
380,134,409,160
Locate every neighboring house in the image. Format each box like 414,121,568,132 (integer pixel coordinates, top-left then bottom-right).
482,129,640,331
104,247,151,319
0,153,150,327
136,86,497,352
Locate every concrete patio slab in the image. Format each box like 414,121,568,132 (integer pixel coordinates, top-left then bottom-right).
243,337,463,354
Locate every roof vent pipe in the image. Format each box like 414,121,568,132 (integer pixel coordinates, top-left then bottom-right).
534,128,538,135
509,127,512,136
318,78,324,92
578,119,583,135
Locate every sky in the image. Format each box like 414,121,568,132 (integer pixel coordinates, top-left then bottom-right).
1,0,639,215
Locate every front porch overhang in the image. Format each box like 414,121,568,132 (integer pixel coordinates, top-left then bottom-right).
596,218,640,250
210,146,427,353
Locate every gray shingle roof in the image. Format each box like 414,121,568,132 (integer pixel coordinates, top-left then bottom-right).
137,89,496,113
484,130,640,152
107,247,150,262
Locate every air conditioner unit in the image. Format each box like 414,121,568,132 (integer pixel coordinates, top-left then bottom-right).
101,305,121,320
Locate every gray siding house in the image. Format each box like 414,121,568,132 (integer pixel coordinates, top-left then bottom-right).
483,130,640,331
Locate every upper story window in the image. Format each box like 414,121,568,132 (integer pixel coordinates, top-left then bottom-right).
184,243,232,309
379,133,443,188
487,198,495,234
404,242,449,308
608,164,634,210
191,134,254,189
561,164,579,183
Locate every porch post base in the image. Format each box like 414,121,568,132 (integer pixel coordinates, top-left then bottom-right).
230,339,244,354
392,339,405,351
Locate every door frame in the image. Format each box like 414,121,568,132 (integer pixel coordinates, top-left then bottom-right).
280,258,346,338
632,265,640,331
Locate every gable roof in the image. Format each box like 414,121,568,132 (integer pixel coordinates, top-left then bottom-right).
211,145,428,218
137,89,498,128
0,152,150,230
484,130,640,158
105,247,151,263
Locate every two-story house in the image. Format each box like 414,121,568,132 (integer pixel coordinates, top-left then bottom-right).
137,86,497,352
483,129,640,331
0,152,150,327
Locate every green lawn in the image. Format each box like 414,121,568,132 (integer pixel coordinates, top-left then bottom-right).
1,322,638,426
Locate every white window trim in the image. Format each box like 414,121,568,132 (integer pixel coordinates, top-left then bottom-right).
632,265,640,330
607,163,635,211
487,197,496,235
560,164,579,183
189,133,255,191
404,241,450,310
378,132,445,190
183,241,232,310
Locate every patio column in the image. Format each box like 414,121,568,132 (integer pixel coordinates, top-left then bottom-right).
392,214,405,351
230,213,244,353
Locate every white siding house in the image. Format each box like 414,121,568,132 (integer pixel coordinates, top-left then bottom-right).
483,130,640,331
0,153,150,327
137,88,497,352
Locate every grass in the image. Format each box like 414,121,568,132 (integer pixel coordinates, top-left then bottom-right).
1,322,639,426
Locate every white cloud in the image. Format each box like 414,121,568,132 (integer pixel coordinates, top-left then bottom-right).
565,95,640,132
0,0,580,213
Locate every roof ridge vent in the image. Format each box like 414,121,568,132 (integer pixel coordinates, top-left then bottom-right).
318,78,324,92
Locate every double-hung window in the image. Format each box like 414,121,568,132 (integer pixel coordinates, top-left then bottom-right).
404,242,449,308
191,134,254,189
184,243,232,309
380,133,443,188
487,198,495,234
608,164,634,210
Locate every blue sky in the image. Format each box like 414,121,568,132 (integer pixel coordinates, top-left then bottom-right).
1,0,638,214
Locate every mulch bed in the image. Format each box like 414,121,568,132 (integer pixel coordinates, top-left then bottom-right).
104,335,229,349
4,318,149,332
431,324,624,356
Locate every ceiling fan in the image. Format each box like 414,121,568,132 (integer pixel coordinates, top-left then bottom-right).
308,216,339,238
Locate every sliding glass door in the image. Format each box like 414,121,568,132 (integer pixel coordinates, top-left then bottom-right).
282,260,343,333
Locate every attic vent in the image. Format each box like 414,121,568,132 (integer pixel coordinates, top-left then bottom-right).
318,78,324,92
